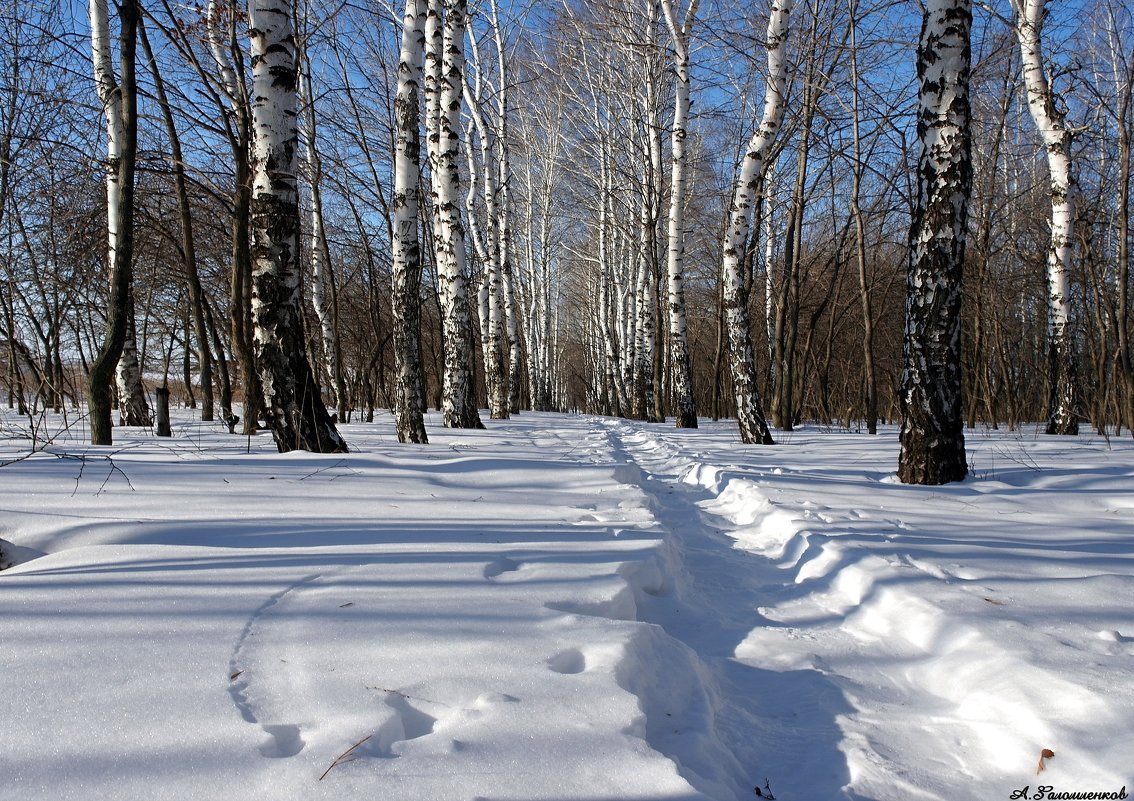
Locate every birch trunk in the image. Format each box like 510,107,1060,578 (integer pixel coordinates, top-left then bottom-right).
248,0,347,453
647,58,666,423
425,0,483,429
297,22,347,421
464,56,508,419
488,0,522,414
116,303,150,425
86,0,139,445
718,0,793,445
634,198,657,421
662,0,699,429
1010,0,1078,435
208,0,259,433
392,0,429,443
898,0,972,485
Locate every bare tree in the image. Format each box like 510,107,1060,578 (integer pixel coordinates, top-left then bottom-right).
898,0,972,485
296,2,347,421
392,0,429,443
719,0,794,445
424,0,483,429
247,0,347,452
138,17,215,423
1009,0,1079,435
86,0,140,445
847,0,877,433
661,0,699,429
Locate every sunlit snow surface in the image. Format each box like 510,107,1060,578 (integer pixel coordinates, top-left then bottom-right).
1,410,1131,801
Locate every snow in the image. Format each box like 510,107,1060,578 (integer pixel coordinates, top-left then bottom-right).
1,409,1131,800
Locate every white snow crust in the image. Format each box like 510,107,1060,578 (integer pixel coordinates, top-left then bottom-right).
1,410,1131,800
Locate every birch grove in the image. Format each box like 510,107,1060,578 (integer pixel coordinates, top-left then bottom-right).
4,0,1133,456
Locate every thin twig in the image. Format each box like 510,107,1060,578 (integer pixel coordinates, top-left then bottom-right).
298,459,348,481
318,734,373,781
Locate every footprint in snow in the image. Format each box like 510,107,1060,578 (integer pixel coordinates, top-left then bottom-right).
547,648,587,674
228,574,321,758
483,556,522,580
259,724,305,758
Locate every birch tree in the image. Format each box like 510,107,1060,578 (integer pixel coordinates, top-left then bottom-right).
898,0,972,485
1010,0,1078,435
464,35,508,419
513,64,565,412
392,0,429,443
718,0,794,445
296,8,347,422
661,0,699,429
425,0,483,429
205,0,260,433
847,0,877,434
247,0,347,452
487,0,521,415
86,0,140,445
1098,4,1134,436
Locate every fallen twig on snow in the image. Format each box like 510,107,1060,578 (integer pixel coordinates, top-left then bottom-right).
318,734,373,781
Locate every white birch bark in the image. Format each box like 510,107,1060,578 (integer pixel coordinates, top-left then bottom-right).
87,0,141,443
92,0,147,428
208,0,258,434
634,196,657,421
649,100,666,423
1010,0,1078,434
719,0,794,444
487,0,522,414
661,0,700,429
392,0,429,443
248,0,346,453
425,0,482,429
464,52,508,419
898,0,972,484
116,312,150,426
207,0,241,104
296,21,345,420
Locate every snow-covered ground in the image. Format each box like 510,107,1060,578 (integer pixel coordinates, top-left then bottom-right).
1,408,1131,801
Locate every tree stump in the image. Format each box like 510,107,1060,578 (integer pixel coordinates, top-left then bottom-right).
156,387,172,437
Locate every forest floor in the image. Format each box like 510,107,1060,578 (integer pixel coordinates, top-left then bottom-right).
1,408,1132,801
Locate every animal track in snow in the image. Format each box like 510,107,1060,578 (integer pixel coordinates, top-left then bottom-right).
547,648,586,674
227,573,321,757
483,556,521,580
259,724,304,758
